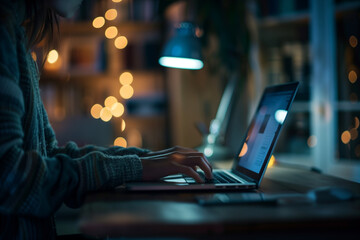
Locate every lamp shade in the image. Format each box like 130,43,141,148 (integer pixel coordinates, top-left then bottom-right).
159,22,203,70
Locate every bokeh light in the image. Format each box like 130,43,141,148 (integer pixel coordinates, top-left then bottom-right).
90,104,103,119
307,135,317,148
92,16,105,29
112,0,122,2
348,70,357,84
47,49,59,64
104,96,118,108
100,107,112,122
268,155,275,168
349,35,358,48
111,102,124,117
105,9,117,21
114,36,128,49
114,137,127,147
239,143,248,157
120,85,134,99
119,72,133,85
105,26,118,39
341,130,351,144
355,117,359,129
121,119,126,131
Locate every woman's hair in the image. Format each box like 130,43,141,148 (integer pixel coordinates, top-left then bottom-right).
24,0,59,54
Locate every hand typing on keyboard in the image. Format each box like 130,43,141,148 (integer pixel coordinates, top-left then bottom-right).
141,146,213,183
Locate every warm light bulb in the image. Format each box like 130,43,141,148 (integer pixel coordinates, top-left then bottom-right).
121,119,126,131
47,49,59,64
100,107,112,122
119,72,133,85
120,85,134,99
111,102,124,117
114,137,127,147
349,35,358,48
341,130,351,144
105,9,117,21
348,70,357,84
90,104,103,119
105,26,118,39
104,96,118,108
114,36,128,49
112,0,122,2
92,16,105,28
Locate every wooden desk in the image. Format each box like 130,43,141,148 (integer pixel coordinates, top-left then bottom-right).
78,165,360,239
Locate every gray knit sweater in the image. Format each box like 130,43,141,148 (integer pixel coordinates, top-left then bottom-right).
0,1,148,239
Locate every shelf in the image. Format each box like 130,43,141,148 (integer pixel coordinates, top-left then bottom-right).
59,21,161,36
258,10,309,28
257,1,360,28
337,101,360,111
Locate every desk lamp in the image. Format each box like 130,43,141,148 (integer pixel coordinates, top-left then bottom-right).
159,22,203,70
159,22,233,161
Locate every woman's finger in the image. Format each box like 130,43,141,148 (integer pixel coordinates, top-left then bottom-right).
182,156,213,179
171,162,204,183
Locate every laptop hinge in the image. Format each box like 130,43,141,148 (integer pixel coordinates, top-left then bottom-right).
231,169,257,185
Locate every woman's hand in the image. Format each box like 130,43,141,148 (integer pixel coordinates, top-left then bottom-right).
141,146,213,183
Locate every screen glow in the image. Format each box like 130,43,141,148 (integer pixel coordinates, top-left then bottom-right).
275,109,288,124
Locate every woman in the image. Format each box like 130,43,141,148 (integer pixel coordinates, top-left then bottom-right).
0,0,212,239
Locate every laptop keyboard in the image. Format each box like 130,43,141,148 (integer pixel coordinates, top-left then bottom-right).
184,171,243,184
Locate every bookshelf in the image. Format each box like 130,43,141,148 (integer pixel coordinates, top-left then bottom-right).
39,0,168,150
251,0,360,182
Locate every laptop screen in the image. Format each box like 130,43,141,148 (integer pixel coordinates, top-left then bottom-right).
234,82,299,183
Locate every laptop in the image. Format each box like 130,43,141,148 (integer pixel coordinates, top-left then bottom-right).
124,81,299,191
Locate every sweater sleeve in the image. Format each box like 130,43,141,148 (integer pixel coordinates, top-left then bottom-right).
43,112,150,159
0,24,143,219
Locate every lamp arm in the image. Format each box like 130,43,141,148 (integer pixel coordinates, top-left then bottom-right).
209,73,239,143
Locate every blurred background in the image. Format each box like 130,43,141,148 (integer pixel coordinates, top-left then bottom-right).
36,0,360,183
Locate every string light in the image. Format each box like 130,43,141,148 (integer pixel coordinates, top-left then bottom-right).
92,16,105,28
100,107,112,122
114,36,128,49
111,102,124,117
105,9,117,21
341,130,351,144
114,137,127,147
104,96,118,108
120,85,134,99
119,72,133,85
121,119,126,131
90,104,103,119
105,26,118,39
